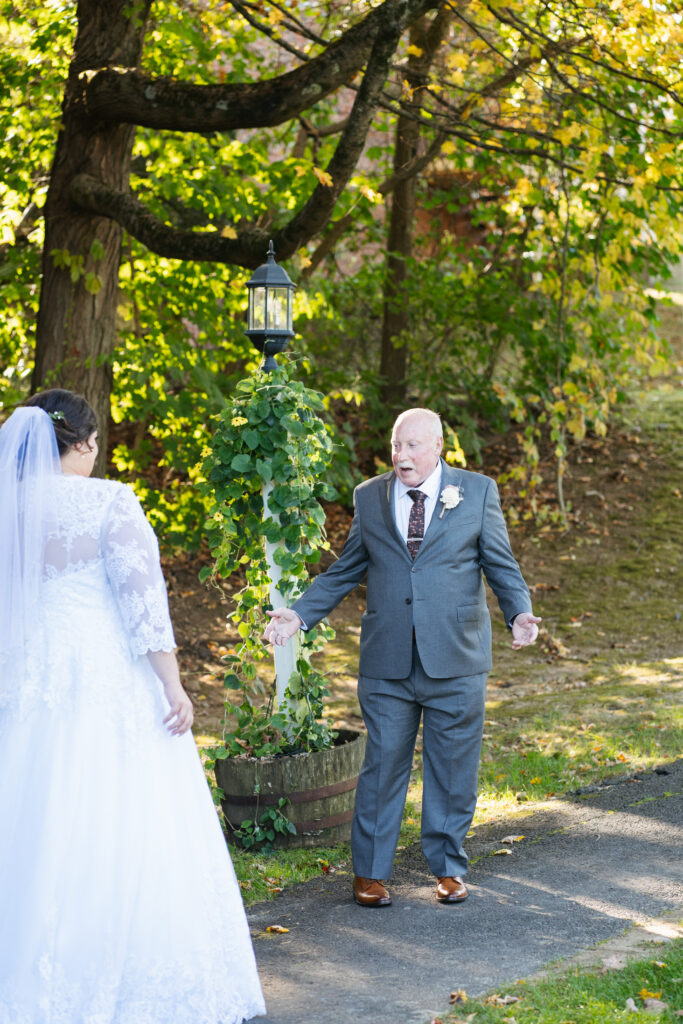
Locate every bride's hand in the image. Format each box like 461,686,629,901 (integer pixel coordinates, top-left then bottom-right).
163,686,194,735
146,650,194,735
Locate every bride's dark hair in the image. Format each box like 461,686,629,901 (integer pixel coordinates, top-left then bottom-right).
24,389,98,456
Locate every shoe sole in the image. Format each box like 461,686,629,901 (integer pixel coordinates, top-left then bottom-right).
436,893,468,903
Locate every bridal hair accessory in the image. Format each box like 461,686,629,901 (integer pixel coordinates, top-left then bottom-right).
438,484,463,518
48,410,66,423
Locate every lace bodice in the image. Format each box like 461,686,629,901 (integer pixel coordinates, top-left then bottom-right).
44,477,175,657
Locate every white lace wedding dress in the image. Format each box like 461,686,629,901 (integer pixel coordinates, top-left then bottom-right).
0,476,265,1024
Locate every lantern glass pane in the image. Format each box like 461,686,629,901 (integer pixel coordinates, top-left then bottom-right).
249,287,266,330
266,287,289,330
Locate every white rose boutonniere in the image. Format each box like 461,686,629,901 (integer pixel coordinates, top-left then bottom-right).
439,484,464,519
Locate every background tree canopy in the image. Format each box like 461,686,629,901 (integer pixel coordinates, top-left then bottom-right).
1,0,681,543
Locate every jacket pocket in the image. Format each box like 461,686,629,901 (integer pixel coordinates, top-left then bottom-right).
457,604,482,622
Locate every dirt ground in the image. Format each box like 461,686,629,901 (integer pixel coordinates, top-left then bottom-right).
163,382,682,747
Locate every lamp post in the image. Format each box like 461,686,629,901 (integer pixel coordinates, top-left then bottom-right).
245,240,296,372
245,242,298,709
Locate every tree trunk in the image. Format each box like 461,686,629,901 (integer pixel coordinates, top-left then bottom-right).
33,0,152,474
379,7,453,422
379,113,420,417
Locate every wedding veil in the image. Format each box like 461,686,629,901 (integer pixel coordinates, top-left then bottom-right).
0,407,61,662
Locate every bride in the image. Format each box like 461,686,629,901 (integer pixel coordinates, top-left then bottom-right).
0,390,265,1024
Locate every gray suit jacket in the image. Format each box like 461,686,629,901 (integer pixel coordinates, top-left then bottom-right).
292,461,532,680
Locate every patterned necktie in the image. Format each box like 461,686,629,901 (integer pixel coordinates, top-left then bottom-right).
406,489,427,558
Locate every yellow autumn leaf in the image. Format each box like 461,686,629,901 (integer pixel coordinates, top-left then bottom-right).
449,989,467,1005
221,225,237,239
406,44,423,57
529,776,542,784
360,184,382,204
447,51,469,70
640,989,661,999
266,925,290,934
312,166,333,188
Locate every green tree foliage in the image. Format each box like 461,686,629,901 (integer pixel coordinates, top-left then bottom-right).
0,4,76,408
294,0,682,512
1,1,681,539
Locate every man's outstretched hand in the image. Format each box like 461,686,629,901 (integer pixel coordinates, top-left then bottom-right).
511,612,542,649
263,607,303,646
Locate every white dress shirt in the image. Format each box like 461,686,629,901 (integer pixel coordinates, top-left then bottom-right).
393,461,443,545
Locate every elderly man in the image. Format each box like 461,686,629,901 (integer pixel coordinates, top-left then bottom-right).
265,408,540,907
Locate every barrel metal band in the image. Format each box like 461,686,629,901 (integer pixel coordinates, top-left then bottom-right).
295,807,355,832
223,774,359,808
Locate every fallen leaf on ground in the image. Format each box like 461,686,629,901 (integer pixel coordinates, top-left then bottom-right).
265,925,289,933
484,993,520,1006
501,835,525,844
449,988,467,1004
651,961,667,968
640,989,662,999
492,848,513,856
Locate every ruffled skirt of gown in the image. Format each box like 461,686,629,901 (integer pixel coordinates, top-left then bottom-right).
0,564,265,1024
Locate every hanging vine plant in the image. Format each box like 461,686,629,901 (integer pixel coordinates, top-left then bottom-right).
201,362,338,761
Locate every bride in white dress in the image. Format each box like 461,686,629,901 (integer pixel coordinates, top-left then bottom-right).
0,390,265,1024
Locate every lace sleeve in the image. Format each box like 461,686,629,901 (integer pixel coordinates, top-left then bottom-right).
102,484,176,657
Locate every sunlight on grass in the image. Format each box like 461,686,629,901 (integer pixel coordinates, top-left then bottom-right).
230,843,351,907
478,658,682,804
446,938,683,1024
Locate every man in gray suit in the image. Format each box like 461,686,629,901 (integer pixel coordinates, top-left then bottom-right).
265,408,540,907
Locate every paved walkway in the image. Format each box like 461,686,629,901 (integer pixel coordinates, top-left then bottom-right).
248,761,683,1023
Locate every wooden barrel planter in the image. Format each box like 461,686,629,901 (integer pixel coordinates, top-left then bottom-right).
215,729,366,849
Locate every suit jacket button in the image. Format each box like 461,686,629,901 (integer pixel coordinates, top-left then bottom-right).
405,598,412,604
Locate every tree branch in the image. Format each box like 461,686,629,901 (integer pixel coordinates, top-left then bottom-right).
276,0,415,254
80,0,440,132
70,173,272,267
68,3,422,267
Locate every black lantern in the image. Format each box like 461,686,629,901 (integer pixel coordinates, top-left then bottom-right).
245,240,296,371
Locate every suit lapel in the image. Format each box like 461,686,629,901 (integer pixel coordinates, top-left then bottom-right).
380,472,412,560
415,461,462,559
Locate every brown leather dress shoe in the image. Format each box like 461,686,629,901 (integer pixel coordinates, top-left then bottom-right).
436,876,468,903
353,876,392,907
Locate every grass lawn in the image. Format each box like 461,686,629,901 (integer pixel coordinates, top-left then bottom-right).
439,936,683,1024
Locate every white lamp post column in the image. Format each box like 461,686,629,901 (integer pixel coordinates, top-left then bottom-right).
244,241,299,710
262,480,297,708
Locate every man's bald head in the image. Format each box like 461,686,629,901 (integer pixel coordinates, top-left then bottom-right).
391,408,444,487
392,408,443,443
